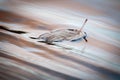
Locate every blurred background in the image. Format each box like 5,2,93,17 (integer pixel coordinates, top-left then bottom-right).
0,0,120,80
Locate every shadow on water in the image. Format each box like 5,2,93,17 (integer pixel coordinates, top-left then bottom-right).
0,26,27,34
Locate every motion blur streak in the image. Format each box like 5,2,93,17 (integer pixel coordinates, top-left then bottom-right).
0,0,120,80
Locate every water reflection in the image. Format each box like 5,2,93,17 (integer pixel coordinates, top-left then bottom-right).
0,0,120,80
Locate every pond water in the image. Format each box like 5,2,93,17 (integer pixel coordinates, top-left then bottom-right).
0,0,120,80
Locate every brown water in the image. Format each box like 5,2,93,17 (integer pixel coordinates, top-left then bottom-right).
0,0,120,80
